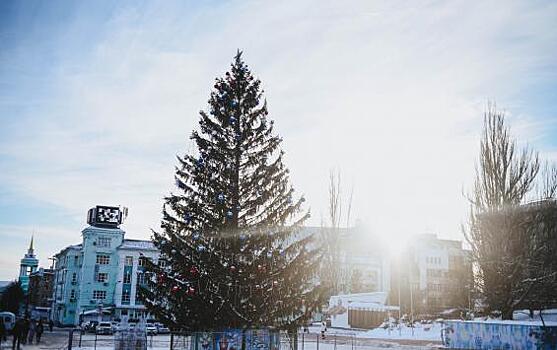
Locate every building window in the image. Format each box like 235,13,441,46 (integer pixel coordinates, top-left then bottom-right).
97,237,112,248
137,272,145,285
74,255,79,266
158,259,167,268
71,272,77,283
123,271,132,284
135,288,143,305
92,290,107,300
125,256,133,266
96,254,110,265
70,289,76,300
138,257,148,267
122,289,130,303
96,272,108,283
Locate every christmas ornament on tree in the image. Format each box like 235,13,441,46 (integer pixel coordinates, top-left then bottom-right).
189,266,199,277
217,193,225,203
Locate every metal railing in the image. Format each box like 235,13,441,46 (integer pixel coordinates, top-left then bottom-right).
68,329,439,350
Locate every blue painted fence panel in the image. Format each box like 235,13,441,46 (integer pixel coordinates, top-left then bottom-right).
442,320,557,349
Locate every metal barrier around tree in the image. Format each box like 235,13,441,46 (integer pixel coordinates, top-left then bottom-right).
67,330,354,350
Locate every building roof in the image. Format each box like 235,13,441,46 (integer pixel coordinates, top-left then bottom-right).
0,281,11,291
54,244,82,258
119,239,157,251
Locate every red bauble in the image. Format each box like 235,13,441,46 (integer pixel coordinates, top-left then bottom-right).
230,265,237,273
171,286,180,293
189,266,199,277
157,274,166,283
187,286,195,296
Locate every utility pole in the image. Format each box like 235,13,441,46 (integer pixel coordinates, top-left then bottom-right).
409,256,414,336
398,259,402,336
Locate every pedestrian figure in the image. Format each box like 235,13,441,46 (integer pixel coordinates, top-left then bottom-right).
20,318,29,345
320,321,327,339
28,319,36,344
0,318,6,344
12,318,22,350
36,319,44,344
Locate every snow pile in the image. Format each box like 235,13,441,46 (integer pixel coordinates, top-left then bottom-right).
513,309,557,323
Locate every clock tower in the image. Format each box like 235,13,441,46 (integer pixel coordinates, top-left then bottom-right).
19,236,39,293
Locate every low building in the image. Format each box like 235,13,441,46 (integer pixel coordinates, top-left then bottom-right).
327,292,399,329
390,233,473,316
51,205,159,326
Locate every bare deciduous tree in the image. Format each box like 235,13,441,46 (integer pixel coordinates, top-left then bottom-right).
321,169,354,296
465,103,540,319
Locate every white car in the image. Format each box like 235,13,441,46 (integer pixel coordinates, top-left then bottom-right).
155,323,170,334
146,324,158,335
96,322,113,335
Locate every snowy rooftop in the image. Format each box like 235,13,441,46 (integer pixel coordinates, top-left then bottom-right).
330,292,389,305
328,292,398,312
120,239,157,251
347,301,399,311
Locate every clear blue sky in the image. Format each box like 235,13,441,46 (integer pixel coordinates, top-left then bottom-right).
1,0,557,279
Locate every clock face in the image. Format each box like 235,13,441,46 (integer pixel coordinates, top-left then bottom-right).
87,206,124,227
96,206,121,225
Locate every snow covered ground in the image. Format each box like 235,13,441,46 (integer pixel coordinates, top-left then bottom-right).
307,323,443,342
364,324,442,342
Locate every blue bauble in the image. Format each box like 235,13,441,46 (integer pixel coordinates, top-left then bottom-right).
197,245,206,253
217,193,225,203
229,116,237,124
226,210,233,218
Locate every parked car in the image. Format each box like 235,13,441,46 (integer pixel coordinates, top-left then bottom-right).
155,323,170,334
146,324,158,335
0,312,15,331
82,320,99,333
96,322,114,335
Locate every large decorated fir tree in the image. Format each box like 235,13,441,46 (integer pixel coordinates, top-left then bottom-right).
142,52,324,331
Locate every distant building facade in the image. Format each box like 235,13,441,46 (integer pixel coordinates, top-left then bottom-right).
19,237,39,293
390,233,473,316
339,228,391,294
51,206,159,326
28,267,55,320
311,225,391,296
